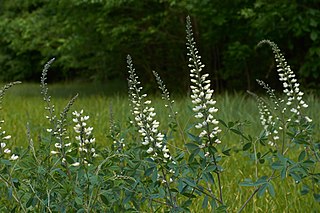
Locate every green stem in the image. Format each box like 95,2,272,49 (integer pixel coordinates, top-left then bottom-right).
0,173,27,212
238,171,276,213
161,167,176,209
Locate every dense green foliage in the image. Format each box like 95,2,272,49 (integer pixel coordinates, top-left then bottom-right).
1,0,320,91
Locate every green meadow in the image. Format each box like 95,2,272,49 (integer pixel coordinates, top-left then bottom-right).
2,82,319,212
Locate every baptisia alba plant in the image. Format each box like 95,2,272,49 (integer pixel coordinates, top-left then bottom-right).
238,40,319,212
0,15,318,213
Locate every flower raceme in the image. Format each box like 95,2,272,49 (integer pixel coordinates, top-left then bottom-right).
127,55,173,164
0,128,18,160
258,40,311,123
72,110,97,165
254,40,313,147
0,82,21,161
186,16,221,144
51,109,98,166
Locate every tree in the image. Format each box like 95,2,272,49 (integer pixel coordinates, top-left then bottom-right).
0,0,319,91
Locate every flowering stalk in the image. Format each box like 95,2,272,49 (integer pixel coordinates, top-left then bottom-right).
247,89,280,147
186,16,221,145
0,82,21,161
258,40,310,120
127,55,176,208
109,104,125,153
41,58,57,128
256,40,312,153
127,55,173,165
49,94,78,180
152,71,187,150
186,15,223,204
72,109,97,166
240,40,315,212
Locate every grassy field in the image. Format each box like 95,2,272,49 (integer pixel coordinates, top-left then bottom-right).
1,83,320,212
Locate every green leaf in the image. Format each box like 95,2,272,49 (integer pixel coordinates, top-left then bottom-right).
289,171,301,183
123,192,133,204
75,197,82,206
183,178,197,188
302,160,315,168
159,188,165,198
222,148,231,156
187,132,201,143
151,167,158,182
268,182,275,197
204,165,217,173
100,194,109,205
219,119,227,127
227,122,235,128
281,167,287,180
277,153,288,164
77,209,85,213
182,192,197,198
178,179,185,193
298,150,306,162
271,162,283,170
203,172,215,184
182,200,192,208
257,152,261,159
7,187,12,200
259,158,265,164
230,128,242,135
243,142,251,151
202,195,208,209
255,176,268,186
0,159,12,166
239,178,254,187
185,143,199,151
257,183,268,197
175,151,185,161
301,185,309,195
216,205,227,213
313,193,320,202
144,166,154,177
208,146,218,155
26,197,36,208
150,193,161,199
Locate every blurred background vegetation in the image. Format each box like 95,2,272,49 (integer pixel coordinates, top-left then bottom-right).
0,0,319,93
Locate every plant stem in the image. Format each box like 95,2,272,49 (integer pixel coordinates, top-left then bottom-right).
161,167,176,209
238,171,276,213
0,174,27,212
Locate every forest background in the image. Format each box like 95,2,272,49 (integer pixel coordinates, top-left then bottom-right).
0,0,319,93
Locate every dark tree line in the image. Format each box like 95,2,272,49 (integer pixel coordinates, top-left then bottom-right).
0,0,319,92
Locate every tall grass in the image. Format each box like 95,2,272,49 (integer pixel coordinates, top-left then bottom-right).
4,84,319,148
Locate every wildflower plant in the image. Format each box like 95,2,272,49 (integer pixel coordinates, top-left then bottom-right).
0,82,23,212
256,40,312,151
152,70,187,145
0,16,319,213
127,56,178,210
238,40,319,212
182,16,226,209
127,55,174,165
108,104,126,154
72,109,98,166
0,82,21,161
186,16,221,144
